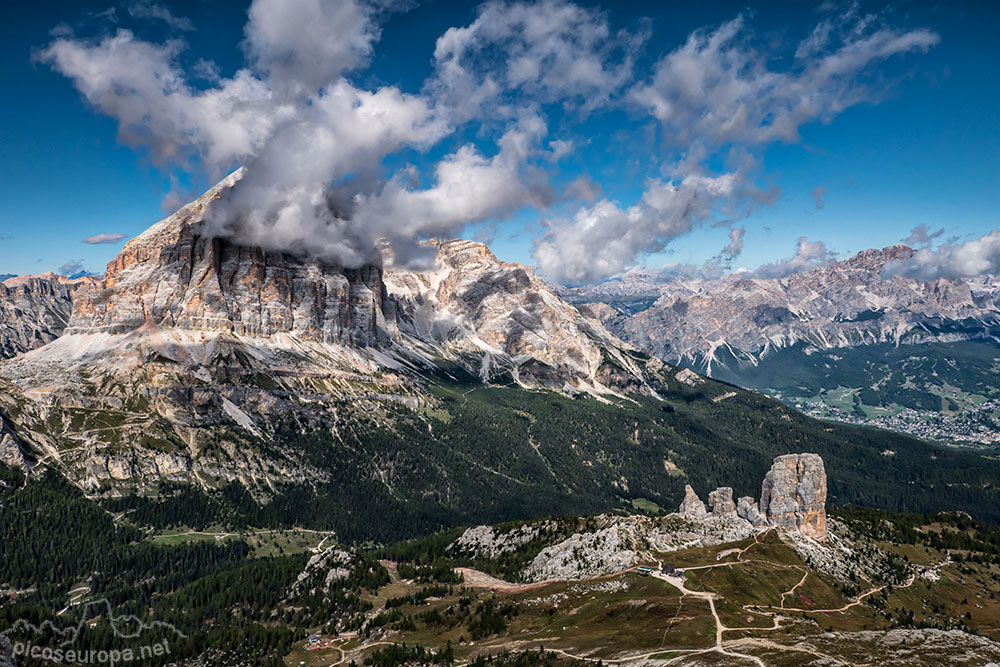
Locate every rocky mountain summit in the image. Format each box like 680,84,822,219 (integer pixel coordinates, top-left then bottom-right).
570,245,1000,375
69,172,389,347
385,239,645,387
679,452,827,540
0,175,657,491
7,173,648,393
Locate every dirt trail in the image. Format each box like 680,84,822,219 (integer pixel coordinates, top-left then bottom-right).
653,561,766,666
456,567,562,592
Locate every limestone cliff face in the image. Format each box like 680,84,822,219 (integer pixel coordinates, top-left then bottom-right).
707,487,736,516
759,453,827,540
0,274,82,358
60,176,649,390
384,239,651,388
69,174,389,348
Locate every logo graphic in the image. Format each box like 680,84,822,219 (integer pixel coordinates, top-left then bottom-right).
2,598,186,665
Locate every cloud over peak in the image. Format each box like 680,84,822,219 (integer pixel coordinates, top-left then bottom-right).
885,231,1000,281
38,0,940,283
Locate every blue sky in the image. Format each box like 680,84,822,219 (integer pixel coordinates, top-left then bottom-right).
0,0,997,282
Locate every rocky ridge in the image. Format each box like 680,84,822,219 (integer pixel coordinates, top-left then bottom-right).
0,273,84,359
568,245,1000,375
451,452,828,583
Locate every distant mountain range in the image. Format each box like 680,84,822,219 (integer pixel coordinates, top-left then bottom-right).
2,177,997,538
565,246,1000,445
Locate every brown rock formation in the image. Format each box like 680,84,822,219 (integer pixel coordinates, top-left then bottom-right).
736,495,766,528
708,487,736,516
759,453,827,540
678,484,708,518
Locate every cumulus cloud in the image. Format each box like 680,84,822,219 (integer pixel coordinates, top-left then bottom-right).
83,232,127,244
901,224,944,248
630,12,938,151
534,172,744,284
57,260,89,277
885,230,1000,281
38,0,938,281
811,187,827,210
431,0,646,119
535,8,936,283
753,236,837,279
40,0,585,269
243,0,383,94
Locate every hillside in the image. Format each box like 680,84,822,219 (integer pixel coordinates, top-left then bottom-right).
0,179,999,541
567,247,1000,444
3,460,1000,666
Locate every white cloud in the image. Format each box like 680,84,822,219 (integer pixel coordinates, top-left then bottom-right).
355,116,553,266
630,12,938,150
538,9,937,283
885,230,1000,281
534,172,741,284
57,259,89,276
753,236,837,279
39,0,939,283
83,232,127,244
243,0,382,95
127,1,194,31
720,226,745,259
430,0,646,119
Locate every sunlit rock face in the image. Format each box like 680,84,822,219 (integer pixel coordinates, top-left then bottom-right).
384,238,650,387
678,454,827,539
0,273,83,359
678,484,708,518
69,175,389,348
760,453,828,540
707,486,736,516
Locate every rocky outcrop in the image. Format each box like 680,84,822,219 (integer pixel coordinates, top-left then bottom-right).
760,453,827,540
708,487,736,516
678,484,707,518
736,495,766,528
679,453,827,539
0,415,31,471
0,273,82,359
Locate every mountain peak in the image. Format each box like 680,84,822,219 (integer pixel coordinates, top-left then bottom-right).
841,244,914,271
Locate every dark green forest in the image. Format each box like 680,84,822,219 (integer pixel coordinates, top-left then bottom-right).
103,369,1000,544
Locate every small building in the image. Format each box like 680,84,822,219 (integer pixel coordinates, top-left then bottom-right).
637,566,653,576
662,565,675,575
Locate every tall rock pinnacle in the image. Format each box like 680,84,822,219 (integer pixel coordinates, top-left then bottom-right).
759,453,828,540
